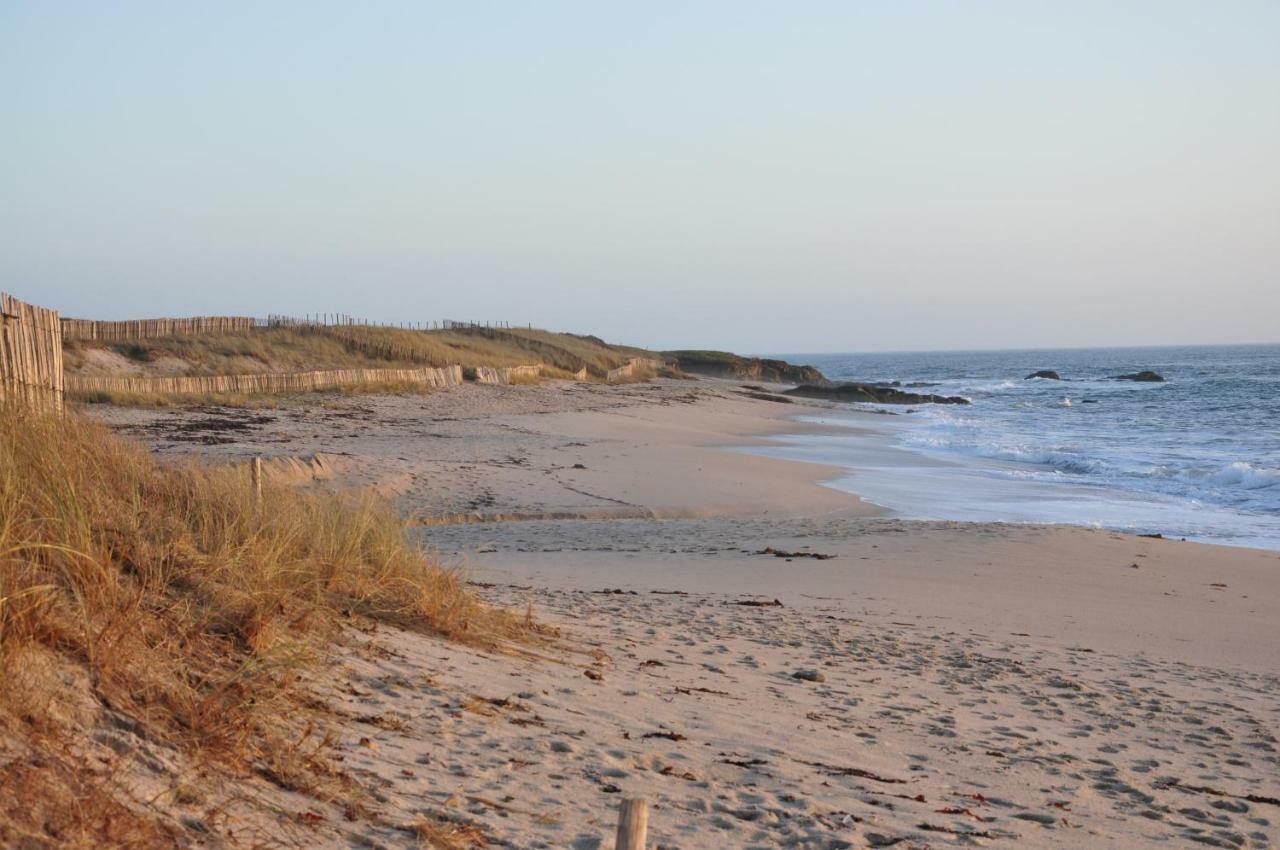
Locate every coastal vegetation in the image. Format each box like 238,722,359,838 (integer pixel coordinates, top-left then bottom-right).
70,377,441,409
64,324,657,379
0,405,529,846
60,323,671,406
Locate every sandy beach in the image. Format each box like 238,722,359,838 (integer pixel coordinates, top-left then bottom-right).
86,379,1280,849
13,7,1278,847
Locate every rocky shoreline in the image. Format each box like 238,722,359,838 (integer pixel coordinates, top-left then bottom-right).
784,381,970,405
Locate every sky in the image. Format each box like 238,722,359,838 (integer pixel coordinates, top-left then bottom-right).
2,2,1277,353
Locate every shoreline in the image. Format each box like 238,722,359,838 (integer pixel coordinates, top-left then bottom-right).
76,379,1280,848
751,405,1280,553
770,346,1280,552
86,375,1279,550
86,378,888,522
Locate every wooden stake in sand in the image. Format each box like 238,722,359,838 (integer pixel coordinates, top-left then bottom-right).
615,798,648,850
251,456,262,505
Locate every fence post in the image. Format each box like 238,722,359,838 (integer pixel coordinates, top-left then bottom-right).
615,799,648,850
251,456,262,504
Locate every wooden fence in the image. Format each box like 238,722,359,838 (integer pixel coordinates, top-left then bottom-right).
474,364,544,385
61,316,254,341
1,292,64,410
477,361,653,384
61,312,525,342
265,315,516,331
607,357,664,383
66,365,464,397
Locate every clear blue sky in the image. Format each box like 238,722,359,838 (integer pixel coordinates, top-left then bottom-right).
3,2,1277,352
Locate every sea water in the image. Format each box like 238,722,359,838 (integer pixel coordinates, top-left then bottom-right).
747,345,1280,550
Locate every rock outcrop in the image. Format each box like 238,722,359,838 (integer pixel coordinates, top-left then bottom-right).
663,351,827,385
1111,371,1165,382
1025,370,1062,380
784,383,969,405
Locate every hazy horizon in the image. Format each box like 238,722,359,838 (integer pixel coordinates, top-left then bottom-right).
762,340,1280,360
4,2,1277,353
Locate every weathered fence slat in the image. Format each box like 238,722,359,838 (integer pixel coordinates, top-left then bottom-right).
615,798,648,850
251,456,263,504
1,292,64,410
61,316,254,341
606,358,663,383
473,364,544,385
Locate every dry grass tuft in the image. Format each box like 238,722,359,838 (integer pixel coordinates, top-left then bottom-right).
627,363,658,383
68,387,283,408
0,754,186,849
410,812,491,849
69,379,437,409
0,405,530,845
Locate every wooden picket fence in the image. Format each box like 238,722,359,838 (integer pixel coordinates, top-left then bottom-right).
482,364,590,383
474,364,544,385
264,315,516,331
66,365,464,397
607,357,664,383
1,292,64,410
61,316,254,341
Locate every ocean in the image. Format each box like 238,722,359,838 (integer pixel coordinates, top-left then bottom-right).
747,345,1280,550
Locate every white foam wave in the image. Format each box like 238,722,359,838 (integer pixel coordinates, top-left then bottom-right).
1145,461,1280,491
903,434,1108,476
907,427,1280,501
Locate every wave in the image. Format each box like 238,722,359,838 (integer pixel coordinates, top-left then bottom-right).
904,430,1280,497
902,434,1108,476
796,346,1280,547
1145,461,1280,492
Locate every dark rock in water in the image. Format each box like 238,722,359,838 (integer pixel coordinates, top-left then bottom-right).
785,383,969,405
904,381,940,388
1026,370,1062,380
1111,371,1165,382
1081,399,1099,404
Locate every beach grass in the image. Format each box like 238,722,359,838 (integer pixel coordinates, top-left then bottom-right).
67,379,442,409
0,404,527,846
64,324,658,379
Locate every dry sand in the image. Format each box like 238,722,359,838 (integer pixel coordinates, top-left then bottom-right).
87,380,1280,848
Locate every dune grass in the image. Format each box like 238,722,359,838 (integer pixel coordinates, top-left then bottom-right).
0,405,528,846
64,324,659,379
625,363,658,383
63,327,382,375
67,379,440,409
67,387,282,408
